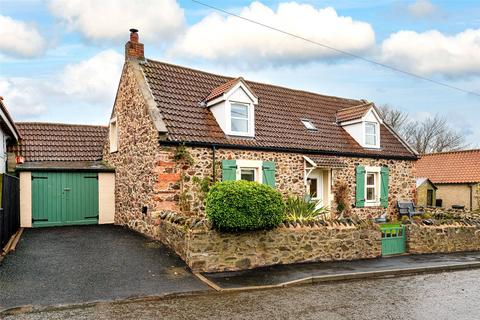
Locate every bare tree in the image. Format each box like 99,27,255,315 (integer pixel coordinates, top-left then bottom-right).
377,105,467,154
377,104,410,132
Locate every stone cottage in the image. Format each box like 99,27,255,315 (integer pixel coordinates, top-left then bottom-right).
103,30,418,237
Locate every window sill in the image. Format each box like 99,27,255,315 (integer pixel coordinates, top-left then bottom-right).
364,201,381,207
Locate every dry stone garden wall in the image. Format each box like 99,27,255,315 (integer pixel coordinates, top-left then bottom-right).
406,221,480,254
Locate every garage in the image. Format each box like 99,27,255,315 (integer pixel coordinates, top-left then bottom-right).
8,122,116,228
31,172,100,227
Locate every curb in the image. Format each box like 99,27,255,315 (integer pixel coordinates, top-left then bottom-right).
196,261,480,292
2,261,479,316
0,289,215,316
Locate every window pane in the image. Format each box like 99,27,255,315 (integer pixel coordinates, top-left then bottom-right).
365,123,376,134
308,178,318,198
231,104,248,119
366,187,375,200
365,134,376,145
231,118,248,132
240,169,255,181
366,173,375,186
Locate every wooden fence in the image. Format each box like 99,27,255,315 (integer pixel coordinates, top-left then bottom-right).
0,174,20,249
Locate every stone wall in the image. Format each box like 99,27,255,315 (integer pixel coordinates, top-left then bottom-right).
436,183,479,211
406,221,480,254
154,211,381,272
103,62,171,237
156,146,416,219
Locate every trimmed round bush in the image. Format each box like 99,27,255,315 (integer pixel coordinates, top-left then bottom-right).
206,180,285,231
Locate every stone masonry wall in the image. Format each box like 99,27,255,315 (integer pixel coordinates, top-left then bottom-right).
154,211,382,272
406,222,480,254
103,63,180,237
157,146,416,219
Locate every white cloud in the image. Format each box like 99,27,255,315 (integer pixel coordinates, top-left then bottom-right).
381,29,480,76
0,15,46,58
60,49,124,102
170,2,375,66
0,78,47,117
49,0,185,42
407,0,438,18
0,50,123,120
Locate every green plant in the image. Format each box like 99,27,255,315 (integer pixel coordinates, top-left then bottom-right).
285,194,329,221
421,212,433,219
174,144,194,165
205,180,285,231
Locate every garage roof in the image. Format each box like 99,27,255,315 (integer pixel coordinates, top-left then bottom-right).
13,122,108,162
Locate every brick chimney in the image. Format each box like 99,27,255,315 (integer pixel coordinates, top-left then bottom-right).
125,28,144,60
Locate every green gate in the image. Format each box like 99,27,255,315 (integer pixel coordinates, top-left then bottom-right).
381,224,406,256
32,172,99,227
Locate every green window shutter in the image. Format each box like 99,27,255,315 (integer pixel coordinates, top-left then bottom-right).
262,161,276,188
380,166,390,208
221,160,237,181
355,165,366,208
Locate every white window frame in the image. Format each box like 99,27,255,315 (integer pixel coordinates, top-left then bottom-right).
228,101,254,137
236,160,263,183
109,117,118,153
364,166,381,207
364,121,378,147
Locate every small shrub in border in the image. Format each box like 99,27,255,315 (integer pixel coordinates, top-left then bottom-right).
206,180,285,231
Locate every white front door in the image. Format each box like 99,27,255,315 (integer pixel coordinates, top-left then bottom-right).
307,170,323,206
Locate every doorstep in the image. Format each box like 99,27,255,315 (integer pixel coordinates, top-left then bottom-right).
199,252,480,291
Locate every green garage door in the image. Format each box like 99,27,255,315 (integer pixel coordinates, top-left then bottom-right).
32,172,99,227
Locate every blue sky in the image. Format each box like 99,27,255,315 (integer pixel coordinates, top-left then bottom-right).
1,0,479,146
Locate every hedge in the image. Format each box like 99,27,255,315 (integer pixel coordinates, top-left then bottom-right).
205,180,285,231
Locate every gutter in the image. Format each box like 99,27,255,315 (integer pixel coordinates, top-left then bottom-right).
159,140,419,161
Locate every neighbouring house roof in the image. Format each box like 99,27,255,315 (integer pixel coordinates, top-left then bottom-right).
140,60,416,159
416,177,437,189
0,97,21,141
415,149,480,184
12,122,108,162
335,102,373,123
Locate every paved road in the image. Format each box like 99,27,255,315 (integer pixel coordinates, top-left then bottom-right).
5,269,480,320
0,225,208,310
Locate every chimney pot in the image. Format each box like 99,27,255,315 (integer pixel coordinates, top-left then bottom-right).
125,28,144,60
129,28,139,43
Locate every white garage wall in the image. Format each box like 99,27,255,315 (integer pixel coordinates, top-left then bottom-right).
98,172,115,224
20,171,32,228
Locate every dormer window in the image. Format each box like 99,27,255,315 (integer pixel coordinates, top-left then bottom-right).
336,102,382,149
205,77,258,138
365,122,378,146
231,103,250,134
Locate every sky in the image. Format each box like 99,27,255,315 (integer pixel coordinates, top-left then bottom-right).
0,0,479,146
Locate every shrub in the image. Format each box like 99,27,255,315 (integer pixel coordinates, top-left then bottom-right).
285,194,329,221
205,180,285,231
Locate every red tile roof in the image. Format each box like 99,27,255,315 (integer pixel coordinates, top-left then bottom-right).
205,77,241,102
141,60,416,159
336,102,373,123
415,149,480,184
13,122,107,162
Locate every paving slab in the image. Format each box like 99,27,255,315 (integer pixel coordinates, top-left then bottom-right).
202,252,480,290
0,225,209,311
